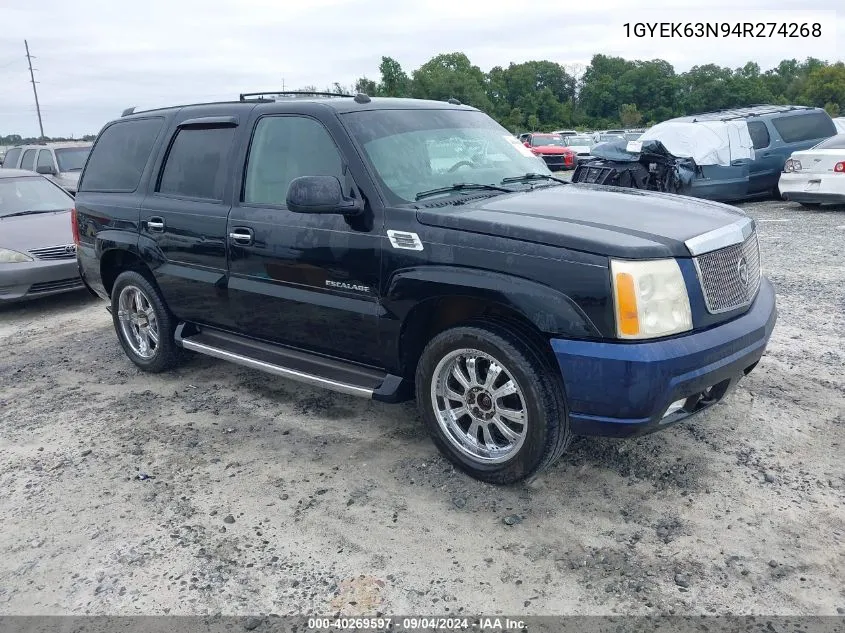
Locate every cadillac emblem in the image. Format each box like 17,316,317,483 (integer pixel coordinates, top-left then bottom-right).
737,256,749,286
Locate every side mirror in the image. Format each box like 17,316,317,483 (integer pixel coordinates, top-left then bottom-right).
286,175,363,215
36,165,56,175
523,141,531,148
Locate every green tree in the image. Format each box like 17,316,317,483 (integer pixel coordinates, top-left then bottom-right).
619,104,642,127
802,62,845,109
378,56,411,97
823,102,840,117
411,52,492,111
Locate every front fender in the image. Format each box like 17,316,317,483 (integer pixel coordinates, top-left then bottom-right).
385,266,601,338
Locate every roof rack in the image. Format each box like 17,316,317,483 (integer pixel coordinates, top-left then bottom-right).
238,90,355,102
691,104,815,122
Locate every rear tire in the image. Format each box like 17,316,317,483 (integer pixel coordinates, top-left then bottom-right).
415,325,571,484
111,270,180,373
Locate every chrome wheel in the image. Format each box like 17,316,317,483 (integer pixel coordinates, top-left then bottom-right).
117,285,160,360
430,348,528,464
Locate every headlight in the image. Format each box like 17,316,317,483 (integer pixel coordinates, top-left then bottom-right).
610,258,692,339
0,248,34,263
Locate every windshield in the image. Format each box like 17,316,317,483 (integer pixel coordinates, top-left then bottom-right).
0,176,73,217
55,147,91,172
530,135,565,147
599,134,625,142
341,109,550,203
566,136,594,146
624,133,642,141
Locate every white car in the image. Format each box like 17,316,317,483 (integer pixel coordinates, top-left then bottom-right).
779,133,845,207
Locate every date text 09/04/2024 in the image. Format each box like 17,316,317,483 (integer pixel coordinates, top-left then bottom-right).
307,617,526,630
624,22,821,38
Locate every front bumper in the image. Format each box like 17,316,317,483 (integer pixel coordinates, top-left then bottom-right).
551,277,777,437
539,154,574,171
0,259,84,303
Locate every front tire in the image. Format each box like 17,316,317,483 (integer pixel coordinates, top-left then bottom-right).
415,325,571,484
111,270,180,373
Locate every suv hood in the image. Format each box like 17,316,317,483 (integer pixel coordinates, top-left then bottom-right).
416,183,749,259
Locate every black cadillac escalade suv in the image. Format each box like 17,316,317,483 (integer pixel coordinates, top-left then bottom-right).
74,92,777,484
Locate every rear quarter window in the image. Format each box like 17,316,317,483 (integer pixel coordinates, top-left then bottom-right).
78,117,165,192
2,147,22,168
771,112,836,144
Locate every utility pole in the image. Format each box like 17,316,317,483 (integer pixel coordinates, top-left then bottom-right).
25,40,45,139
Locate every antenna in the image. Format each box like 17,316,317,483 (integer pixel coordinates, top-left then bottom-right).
24,39,45,139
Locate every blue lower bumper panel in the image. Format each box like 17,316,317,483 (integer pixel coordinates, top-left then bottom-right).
551,277,777,437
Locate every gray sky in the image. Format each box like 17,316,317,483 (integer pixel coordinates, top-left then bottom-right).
0,0,841,137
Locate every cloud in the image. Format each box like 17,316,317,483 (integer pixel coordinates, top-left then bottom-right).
0,0,841,136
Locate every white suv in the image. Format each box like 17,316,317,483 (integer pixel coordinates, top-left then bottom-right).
0,142,92,195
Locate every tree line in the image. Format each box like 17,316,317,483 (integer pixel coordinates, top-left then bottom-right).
345,53,844,133
4,53,843,141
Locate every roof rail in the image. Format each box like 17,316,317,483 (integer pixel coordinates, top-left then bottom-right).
238,90,355,102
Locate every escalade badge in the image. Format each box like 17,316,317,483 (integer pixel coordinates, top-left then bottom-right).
737,256,749,286
326,280,370,293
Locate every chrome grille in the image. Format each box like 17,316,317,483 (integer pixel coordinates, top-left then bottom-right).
28,244,77,260
694,230,761,314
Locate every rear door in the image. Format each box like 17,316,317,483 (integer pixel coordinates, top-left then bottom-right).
139,113,239,328
226,111,383,364
746,120,782,193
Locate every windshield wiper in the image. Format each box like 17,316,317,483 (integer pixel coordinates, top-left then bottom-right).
414,182,514,201
1,209,64,219
501,173,570,185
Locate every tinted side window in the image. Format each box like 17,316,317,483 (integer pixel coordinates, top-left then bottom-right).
79,118,164,192
157,126,235,200
772,112,836,143
243,116,343,206
2,148,22,168
37,150,55,170
20,149,37,171
747,121,770,149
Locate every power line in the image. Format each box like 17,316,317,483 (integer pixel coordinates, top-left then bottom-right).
24,40,45,139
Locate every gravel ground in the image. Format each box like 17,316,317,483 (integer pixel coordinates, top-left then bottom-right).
0,197,843,617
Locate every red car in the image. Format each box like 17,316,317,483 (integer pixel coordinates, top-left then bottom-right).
520,133,576,171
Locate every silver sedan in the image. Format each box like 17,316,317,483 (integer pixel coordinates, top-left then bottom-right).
0,169,84,303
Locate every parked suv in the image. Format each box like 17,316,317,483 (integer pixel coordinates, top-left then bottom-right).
1,142,92,194
574,105,837,202
74,92,777,484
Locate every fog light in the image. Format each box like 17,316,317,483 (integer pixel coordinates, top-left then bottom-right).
662,398,687,419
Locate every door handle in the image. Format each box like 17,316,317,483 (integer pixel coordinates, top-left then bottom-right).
229,227,254,245
146,217,165,232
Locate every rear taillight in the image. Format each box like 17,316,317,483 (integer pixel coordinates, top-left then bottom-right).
784,158,802,172
834,161,845,173
71,208,80,245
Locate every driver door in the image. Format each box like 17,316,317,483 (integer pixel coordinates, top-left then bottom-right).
226,114,383,365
